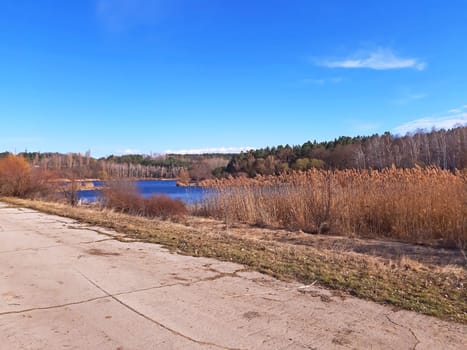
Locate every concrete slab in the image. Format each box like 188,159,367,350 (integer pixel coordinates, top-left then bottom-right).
0,202,465,349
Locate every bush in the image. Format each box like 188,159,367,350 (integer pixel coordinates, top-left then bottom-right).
0,154,54,198
144,194,188,219
0,154,31,196
102,180,187,219
102,181,144,215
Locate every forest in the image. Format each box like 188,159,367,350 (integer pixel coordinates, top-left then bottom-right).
0,151,231,180
1,126,465,181
223,126,467,177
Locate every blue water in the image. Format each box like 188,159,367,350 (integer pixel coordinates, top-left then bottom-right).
77,180,209,204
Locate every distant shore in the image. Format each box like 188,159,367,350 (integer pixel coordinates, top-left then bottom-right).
57,178,182,191
62,178,203,191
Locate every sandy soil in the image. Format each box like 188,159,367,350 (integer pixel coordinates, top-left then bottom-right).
0,202,465,349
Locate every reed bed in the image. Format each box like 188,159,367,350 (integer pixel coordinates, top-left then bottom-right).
199,167,467,248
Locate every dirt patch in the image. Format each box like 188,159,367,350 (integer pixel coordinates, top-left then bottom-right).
243,311,261,320
332,328,353,346
2,291,23,299
190,217,466,268
298,288,333,302
169,274,190,282
86,248,121,257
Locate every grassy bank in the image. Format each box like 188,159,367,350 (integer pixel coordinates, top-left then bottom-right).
2,197,466,324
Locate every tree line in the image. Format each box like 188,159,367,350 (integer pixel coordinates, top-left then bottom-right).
0,151,231,180
223,126,467,177
2,126,465,181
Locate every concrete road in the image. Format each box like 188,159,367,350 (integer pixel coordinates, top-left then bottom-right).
0,202,465,350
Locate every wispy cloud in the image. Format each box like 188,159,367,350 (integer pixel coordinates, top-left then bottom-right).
318,48,426,71
393,106,467,135
302,77,343,85
165,146,254,155
393,93,428,105
345,119,381,134
96,0,164,32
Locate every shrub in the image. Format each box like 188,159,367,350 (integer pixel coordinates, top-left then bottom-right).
102,180,187,220
144,194,188,219
0,154,54,198
0,154,31,196
102,181,144,215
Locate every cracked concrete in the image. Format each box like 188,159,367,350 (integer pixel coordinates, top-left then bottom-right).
0,202,466,349
76,269,241,350
385,313,420,350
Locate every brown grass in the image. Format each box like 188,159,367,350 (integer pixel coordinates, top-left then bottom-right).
102,180,187,219
2,197,466,323
199,167,467,248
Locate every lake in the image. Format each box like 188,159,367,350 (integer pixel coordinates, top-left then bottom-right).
77,180,209,204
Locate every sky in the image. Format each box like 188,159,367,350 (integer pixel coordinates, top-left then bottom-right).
1,0,466,157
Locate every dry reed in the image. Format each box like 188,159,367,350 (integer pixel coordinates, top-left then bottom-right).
199,167,467,248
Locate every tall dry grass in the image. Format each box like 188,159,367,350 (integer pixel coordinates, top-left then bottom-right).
199,167,467,248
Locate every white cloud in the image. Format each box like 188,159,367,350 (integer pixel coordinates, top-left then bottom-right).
447,105,467,114
318,48,426,71
165,146,254,155
116,148,142,155
393,111,467,135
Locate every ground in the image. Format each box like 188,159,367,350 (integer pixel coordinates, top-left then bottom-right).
0,202,466,349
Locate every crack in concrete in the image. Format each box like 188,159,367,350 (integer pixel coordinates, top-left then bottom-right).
199,267,249,283
114,275,228,296
0,238,117,255
0,244,65,255
0,207,73,224
67,225,136,243
0,295,110,317
385,313,420,350
77,267,250,300
76,238,115,245
68,225,118,236
0,210,32,213
0,229,39,233
0,272,247,319
76,269,245,350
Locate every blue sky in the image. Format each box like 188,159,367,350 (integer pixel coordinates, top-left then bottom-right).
1,0,466,157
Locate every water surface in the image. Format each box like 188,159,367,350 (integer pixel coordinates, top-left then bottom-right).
78,180,208,204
